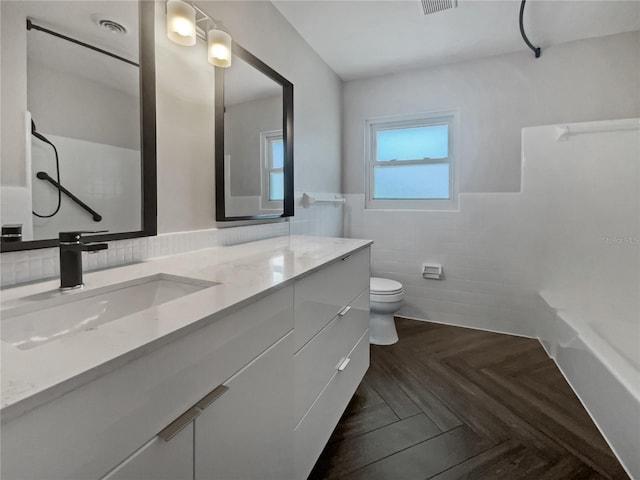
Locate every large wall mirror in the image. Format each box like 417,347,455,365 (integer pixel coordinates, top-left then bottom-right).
0,0,156,252
215,43,293,221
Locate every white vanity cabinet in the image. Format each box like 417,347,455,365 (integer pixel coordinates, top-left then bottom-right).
2,286,294,480
102,423,194,480
293,248,371,479
194,333,294,480
1,242,372,480
103,333,294,480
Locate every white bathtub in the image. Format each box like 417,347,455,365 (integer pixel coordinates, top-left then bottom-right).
538,290,640,479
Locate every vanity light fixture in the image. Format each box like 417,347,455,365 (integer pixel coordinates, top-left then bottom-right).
207,28,232,67
166,0,232,67
166,0,196,46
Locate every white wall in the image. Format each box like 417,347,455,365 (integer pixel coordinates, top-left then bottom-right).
31,135,141,240
1,1,28,187
1,0,343,286
526,121,640,368
0,1,141,237
154,2,216,234
343,32,640,195
0,1,141,185
527,120,640,480
1,0,343,244
226,95,281,196
26,44,141,240
200,1,343,196
156,0,344,234
343,32,640,336
27,61,140,151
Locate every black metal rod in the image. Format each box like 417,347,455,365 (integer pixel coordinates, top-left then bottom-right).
519,0,541,58
26,19,139,67
36,171,102,222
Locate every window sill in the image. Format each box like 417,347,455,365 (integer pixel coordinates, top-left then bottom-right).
365,198,459,212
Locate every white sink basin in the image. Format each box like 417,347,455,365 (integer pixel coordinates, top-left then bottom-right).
1,274,220,350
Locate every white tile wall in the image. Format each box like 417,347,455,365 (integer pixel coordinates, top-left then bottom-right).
1,195,344,288
0,225,270,287
31,135,141,241
290,192,344,238
524,121,640,367
344,119,639,341
344,192,542,337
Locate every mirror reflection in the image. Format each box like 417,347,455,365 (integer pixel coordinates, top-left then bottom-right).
1,1,145,244
223,54,284,217
28,2,140,240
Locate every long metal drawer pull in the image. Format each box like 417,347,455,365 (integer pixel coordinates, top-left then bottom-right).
338,306,351,316
194,384,230,410
158,407,200,442
158,385,229,442
337,358,351,371
341,254,352,261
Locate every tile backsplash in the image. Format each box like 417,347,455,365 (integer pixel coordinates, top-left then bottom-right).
0,222,289,287
1,194,344,288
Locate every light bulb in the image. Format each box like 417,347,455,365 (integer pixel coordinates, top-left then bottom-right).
211,44,229,60
172,17,193,37
166,0,196,46
207,29,232,67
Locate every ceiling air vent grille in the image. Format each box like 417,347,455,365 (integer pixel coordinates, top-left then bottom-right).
96,19,128,35
422,0,458,15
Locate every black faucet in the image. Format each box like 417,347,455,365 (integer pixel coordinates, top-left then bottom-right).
59,231,108,290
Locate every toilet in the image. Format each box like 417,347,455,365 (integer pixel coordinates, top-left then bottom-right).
369,277,404,345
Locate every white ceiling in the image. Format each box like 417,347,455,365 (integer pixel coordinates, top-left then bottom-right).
272,0,640,81
21,1,138,61
24,1,139,98
28,27,139,99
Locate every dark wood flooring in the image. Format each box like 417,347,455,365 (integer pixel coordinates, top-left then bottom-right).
309,318,629,480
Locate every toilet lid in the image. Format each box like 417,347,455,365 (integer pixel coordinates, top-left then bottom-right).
370,277,403,295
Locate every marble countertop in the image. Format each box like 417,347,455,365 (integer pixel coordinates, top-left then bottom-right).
0,235,372,422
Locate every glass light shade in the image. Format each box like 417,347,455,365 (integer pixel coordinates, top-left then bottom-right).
166,0,196,46
207,29,232,67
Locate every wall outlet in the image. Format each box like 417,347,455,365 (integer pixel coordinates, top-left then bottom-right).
422,263,443,280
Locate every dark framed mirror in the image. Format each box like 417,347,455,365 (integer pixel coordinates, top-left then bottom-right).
215,43,293,221
0,0,156,252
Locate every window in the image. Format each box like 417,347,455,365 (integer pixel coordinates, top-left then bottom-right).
366,113,457,210
261,130,284,208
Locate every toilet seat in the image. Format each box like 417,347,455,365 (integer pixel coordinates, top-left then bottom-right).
370,291,404,303
370,277,403,294
370,277,404,303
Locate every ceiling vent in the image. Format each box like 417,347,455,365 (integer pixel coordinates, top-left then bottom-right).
98,19,127,35
421,0,458,15
91,14,128,35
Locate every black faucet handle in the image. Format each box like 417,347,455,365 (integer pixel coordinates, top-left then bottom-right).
59,230,108,243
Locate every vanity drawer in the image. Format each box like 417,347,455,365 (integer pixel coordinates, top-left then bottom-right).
294,330,370,480
101,423,193,480
294,288,369,423
1,286,293,480
294,247,370,351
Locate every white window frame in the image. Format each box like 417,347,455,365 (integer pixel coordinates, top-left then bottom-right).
365,111,458,211
260,129,284,211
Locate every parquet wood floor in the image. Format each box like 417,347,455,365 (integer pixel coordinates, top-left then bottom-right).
309,318,628,480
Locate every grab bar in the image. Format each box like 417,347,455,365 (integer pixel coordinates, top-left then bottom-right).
555,119,640,142
36,171,102,222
